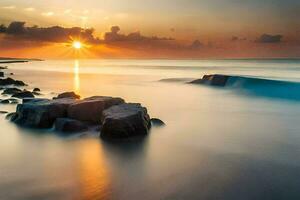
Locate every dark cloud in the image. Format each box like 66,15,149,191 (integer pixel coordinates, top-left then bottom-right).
256,34,283,43
189,40,203,50
231,36,247,41
0,21,100,44
104,25,173,43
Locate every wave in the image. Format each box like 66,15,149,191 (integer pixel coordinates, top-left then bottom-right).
190,74,300,101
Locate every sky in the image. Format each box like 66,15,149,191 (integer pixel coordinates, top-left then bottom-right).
0,0,299,59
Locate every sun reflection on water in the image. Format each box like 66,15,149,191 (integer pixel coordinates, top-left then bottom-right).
74,60,80,94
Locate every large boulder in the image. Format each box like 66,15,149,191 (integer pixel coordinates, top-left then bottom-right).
190,74,230,86
67,96,125,123
100,103,151,139
54,118,88,133
12,91,34,99
12,98,76,128
55,92,80,99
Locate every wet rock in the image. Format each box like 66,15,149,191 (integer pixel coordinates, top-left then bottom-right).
67,96,125,123
0,111,8,114
0,78,26,86
0,72,3,77
0,66,7,70
190,74,230,86
100,103,151,140
33,88,41,92
0,99,10,104
55,92,80,99
55,118,88,133
151,118,165,126
11,98,76,128
12,91,35,99
10,73,14,75
2,87,22,95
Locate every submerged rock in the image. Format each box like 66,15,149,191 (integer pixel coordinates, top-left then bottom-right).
101,103,151,139
0,78,26,86
55,118,88,133
67,96,125,123
55,92,80,99
151,118,165,126
190,74,230,86
2,87,22,95
12,91,34,99
12,98,76,128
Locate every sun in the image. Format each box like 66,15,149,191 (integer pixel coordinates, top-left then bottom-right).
73,41,82,49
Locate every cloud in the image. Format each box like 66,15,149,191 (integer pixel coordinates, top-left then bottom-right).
189,40,203,49
41,12,54,17
24,7,35,12
104,26,173,43
256,34,283,43
0,21,100,44
2,6,15,9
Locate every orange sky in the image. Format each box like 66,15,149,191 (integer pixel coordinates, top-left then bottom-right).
0,0,300,59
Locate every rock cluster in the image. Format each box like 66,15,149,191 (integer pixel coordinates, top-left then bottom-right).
9,93,158,140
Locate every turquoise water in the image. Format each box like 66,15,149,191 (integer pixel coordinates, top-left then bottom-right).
1,59,300,200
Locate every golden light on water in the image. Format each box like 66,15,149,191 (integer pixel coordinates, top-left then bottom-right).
74,59,80,94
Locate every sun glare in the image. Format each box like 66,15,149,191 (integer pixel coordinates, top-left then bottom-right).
73,41,82,49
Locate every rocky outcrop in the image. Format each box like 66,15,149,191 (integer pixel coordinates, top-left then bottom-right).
2,88,22,95
12,91,35,99
67,96,125,123
190,74,230,86
54,118,88,133
55,92,80,99
0,78,26,86
11,98,76,128
33,88,41,92
100,103,151,139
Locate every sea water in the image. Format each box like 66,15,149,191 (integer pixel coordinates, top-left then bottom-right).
1,59,300,200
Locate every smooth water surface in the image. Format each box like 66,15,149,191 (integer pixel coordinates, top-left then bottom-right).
1,59,300,200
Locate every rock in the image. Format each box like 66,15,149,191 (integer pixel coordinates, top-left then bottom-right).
0,99,10,104
0,78,26,86
67,96,125,123
7,98,19,104
0,72,3,77
10,73,14,75
2,87,22,95
151,118,165,126
190,74,230,86
32,91,42,96
54,118,88,133
12,91,35,99
55,92,80,99
11,98,76,128
100,103,151,139
33,88,41,92
0,66,7,70
6,112,17,120
0,111,8,114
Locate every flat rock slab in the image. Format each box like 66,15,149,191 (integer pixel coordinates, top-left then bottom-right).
101,103,151,139
67,96,125,123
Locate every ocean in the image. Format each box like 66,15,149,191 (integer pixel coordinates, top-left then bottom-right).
1,59,300,200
